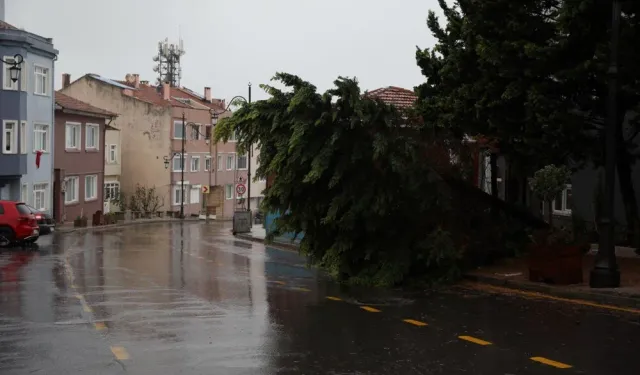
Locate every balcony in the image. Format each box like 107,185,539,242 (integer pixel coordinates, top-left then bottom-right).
0,154,27,176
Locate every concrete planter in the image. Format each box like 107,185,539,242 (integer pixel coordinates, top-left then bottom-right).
528,244,586,285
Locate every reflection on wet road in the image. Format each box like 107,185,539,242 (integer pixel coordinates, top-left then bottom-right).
1,222,639,374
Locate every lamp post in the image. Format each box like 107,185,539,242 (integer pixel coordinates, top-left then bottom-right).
210,83,252,211
590,0,622,288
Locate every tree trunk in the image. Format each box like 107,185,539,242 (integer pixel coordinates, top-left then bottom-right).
547,200,554,228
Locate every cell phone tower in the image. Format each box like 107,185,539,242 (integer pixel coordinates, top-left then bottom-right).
153,38,185,87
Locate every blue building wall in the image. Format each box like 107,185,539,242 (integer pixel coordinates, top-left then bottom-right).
0,23,57,213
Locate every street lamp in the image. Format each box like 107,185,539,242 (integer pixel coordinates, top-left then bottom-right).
163,152,181,169
0,54,23,82
590,0,622,288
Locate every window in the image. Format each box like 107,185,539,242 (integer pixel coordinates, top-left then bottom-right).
226,154,235,170
237,153,248,170
3,56,26,90
85,124,99,149
20,121,27,154
85,175,98,200
172,154,185,172
190,156,200,172
229,131,237,142
33,123,50,152
2,120,16,154
33,183,48,211
552,184,572,215
173,121,185,139
205,156,211,171
20,183,28,204
104,182,120,201
190,186,200,204
64,176,79,204
65,123,81,149
190,124,202,140
217,155,223,170
225,184,234,200
108,144,117,163
34,65,50,95
173,185,186,205
205,125,212,140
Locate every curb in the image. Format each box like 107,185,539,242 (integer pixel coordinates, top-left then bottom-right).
235,233,300,252
463,273,640,310
57,218,203,234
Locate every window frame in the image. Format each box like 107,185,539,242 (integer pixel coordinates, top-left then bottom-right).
104,181,120,202
33,123,50,152
84,175,98,201
20,121,27,154
3,56,27,91
217,155,223,171
65,122,81,150
225,184,234,200
173,185,186,205
34,64,50,96
205,156,212,172
190,124,202,141
32,183,48,211
108,144,117,163
20,183,28,204
190,186,200,204
85,123,100,150
552,184,572,216
237,153,248,170
190,156,200,172
172,153,186,172
173,120,185,139
2,120,17,154
64,176,80,204
226,154,235,171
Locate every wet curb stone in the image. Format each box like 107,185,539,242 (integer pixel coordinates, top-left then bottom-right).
463,273,640,310
235,233,300,252
57,218,202,234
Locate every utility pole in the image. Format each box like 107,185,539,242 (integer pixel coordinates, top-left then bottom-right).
247,83,252,213
180,113,186,219
590,0,621,288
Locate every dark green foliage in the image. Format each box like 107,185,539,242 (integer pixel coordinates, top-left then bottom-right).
215,73,467,286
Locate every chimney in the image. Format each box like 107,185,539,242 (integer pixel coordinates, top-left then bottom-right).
133,74,140,89
62,73,71,89
162,82,170,101
204,87,212,102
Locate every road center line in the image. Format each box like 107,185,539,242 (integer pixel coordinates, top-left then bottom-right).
326,296,342,301
530,357,572,369
293,287,311,292
110,346,130,360
360,306,381,313
403,319,428,327
272,281,286,285
458,335,492,346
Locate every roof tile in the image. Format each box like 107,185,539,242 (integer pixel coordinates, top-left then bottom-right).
366,86,417,109
55,92,117,117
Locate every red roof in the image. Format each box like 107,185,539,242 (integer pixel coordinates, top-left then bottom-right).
114,79,225,112
366,86,417,109
55,92,117,117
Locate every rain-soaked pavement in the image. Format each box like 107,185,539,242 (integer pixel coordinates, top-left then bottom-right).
1,222,639,375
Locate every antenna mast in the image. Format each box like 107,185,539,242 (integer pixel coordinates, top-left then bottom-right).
152,37,185,87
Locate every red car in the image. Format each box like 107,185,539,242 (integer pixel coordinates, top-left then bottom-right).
0,200,39,246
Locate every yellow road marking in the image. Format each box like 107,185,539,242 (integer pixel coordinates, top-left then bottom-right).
464,282,640,315
110,346,130,360
403,319,428,327
94,322,106,331
458,335,492,346
326,296,342,301
82,302,93,313
530,357,572,369
272,281,286,285
360,306,381,313
293,287,311,292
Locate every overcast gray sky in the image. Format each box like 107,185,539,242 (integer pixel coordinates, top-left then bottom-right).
7,0,441,101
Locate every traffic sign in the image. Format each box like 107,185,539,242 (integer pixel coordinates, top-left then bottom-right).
236,183,246,196
201,185,209,194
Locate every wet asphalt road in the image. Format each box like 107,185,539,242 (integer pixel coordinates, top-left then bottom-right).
1,222,639,375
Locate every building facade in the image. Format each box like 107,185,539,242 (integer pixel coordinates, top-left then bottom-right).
53,92,117,222
0,20,57,213
104,125,121,213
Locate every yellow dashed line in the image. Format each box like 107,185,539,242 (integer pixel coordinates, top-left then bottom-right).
360,306,381,313
293,287,311,292
94,322,106,331
403,319,428,327
110,346,130,360
458,335,492,346
272,281,286,285
326,296,342,301
530,357,572,369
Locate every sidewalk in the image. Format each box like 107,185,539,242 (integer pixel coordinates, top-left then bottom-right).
235,225,301,251
466,246,640,309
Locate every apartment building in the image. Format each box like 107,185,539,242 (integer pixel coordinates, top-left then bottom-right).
60,73,244,218
0,20,57,213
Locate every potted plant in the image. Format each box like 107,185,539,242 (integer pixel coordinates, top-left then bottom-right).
104,213,117,225
528,165,586,284
73,215,88,228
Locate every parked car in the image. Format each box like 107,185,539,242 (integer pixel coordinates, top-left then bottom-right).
24,204,55,234
0,201,39,246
